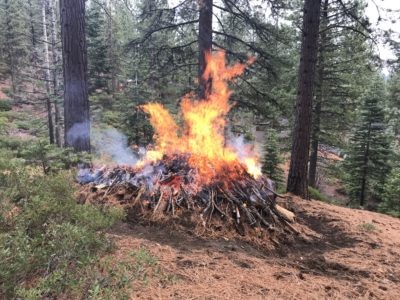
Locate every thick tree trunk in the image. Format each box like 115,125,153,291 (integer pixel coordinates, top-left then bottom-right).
60,0,90,152
287,0,321,198
49,0,62,147
198,0,213,99
42,0,55,144
309,0,329,188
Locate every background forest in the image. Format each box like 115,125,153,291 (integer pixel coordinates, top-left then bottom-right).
0,0,400,298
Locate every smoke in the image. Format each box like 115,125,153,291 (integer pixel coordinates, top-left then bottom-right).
66,121,90,146
227,134,259,160
92,127,138,165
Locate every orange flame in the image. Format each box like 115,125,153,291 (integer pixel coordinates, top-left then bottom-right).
139,51,260,183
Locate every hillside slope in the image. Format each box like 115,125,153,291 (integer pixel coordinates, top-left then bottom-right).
107,196,400,299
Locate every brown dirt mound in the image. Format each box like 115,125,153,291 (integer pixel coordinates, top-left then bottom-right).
104,195,400,299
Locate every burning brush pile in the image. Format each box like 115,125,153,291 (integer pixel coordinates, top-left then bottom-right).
78,52,296,239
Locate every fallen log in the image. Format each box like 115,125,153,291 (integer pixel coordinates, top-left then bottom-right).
276,205,295,223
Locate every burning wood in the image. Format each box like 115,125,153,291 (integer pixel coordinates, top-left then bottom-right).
78,52,296,238
77,154,295,235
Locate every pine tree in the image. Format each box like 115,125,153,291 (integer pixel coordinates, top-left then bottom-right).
344,79,392,208
262,129,284,188
308,0,374,188
287,0,321,198
86,0,110,92
1,0,30,100
379,168,400,216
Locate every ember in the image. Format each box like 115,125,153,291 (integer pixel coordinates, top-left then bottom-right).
78,51,296,237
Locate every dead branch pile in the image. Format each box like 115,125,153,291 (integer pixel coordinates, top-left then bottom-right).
77,154,296,236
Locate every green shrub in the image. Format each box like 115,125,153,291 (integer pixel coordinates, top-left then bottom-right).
308,186,327,201
0,100,12,111
0,167,124,298
262,129,285,189
1,86,12,97
358,222,376,232
379,168,400,217
17,140,91,173
102,110,122,127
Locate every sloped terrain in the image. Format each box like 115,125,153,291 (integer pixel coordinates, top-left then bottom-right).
106,195,400,299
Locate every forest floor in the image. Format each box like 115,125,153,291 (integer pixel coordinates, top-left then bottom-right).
106,196,400,299
2,82,399,298
0,81,9,100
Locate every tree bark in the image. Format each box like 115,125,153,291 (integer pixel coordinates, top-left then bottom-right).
49,0,62,147
308,98,321,187
4,0,18,99
42,0,55,144
287,0,321,198
309,0,329,188
60,0,90,152
198,0,213,99
360,123,371,207
107,2,118,96
28,0,37,46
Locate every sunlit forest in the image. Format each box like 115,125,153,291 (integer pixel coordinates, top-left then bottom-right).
0,0,400,298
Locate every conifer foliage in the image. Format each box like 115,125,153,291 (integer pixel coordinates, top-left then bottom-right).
344,80,392,208
379,168,400,216
262,129,284,189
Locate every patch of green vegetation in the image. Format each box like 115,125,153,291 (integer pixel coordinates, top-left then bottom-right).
0,144,177,299
1,86,12,97
0,139,91,174
0,100,12,111
0,153,124,298
48,248,175,300
378,168,400,218
308,186,326,201
358,222,376,232
308,186,343,206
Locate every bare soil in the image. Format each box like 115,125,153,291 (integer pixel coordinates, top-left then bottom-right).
107,195,400,299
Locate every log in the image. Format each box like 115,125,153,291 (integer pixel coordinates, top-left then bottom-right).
276,205,295,223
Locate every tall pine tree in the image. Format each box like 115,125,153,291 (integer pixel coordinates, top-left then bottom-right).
344,79,392,208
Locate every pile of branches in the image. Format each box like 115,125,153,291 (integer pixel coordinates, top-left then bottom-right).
77,154,296,235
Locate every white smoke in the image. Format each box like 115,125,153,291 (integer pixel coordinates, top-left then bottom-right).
66,121,90,146
227,134,260,161
92,127,138,165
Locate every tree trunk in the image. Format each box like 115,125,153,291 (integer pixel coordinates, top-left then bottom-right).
107,2,118,96
4,0,18,99
49,0,62,147
60,0,90,152
308,98,321,187
309,0,329,188
287,0,321,198
28,0,37,46
360,123,371,207
42,0,55,144
198,0,213,99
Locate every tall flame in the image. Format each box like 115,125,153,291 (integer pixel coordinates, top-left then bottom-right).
139,51,261,183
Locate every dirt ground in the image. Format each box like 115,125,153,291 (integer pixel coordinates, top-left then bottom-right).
107,196,400,299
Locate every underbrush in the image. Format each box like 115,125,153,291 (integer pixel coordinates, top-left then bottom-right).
0,146,175,299
0,150,128,298
308,186,343,206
